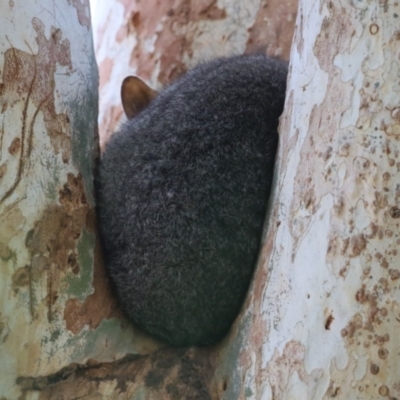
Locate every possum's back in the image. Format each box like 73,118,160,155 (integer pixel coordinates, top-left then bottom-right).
96,54,287,346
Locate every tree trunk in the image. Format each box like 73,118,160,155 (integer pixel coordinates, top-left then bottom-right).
0,1,127,398
217,1,400,398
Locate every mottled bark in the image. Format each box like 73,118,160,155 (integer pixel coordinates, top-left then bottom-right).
0,1,140,399
220,1,400,399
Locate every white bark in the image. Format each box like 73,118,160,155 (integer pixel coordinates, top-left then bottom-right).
0,2,149,399
217,1,400,399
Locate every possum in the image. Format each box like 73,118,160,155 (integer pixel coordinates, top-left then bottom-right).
96,54,287,346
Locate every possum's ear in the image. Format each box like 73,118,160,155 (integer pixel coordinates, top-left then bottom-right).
121,76,157,120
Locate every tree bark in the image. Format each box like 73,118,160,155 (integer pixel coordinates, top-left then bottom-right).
218,1,400,399
0,1,130,398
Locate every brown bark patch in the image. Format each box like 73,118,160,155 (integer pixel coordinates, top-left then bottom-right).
389,269,400,280
0,164,7,181
68,0,91,30
245,0,297,61
98,57,114,92
344,278,394,346
314,3,353,72
0,202,26,244
1,18,73,203
12,266,31,290
325,314,334,330
8,137,21,155
25,173,89,321
264,342,319,399
63,226,122,333
349,233,367,257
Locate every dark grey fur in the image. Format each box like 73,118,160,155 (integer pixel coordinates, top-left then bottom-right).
96,54,287,346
